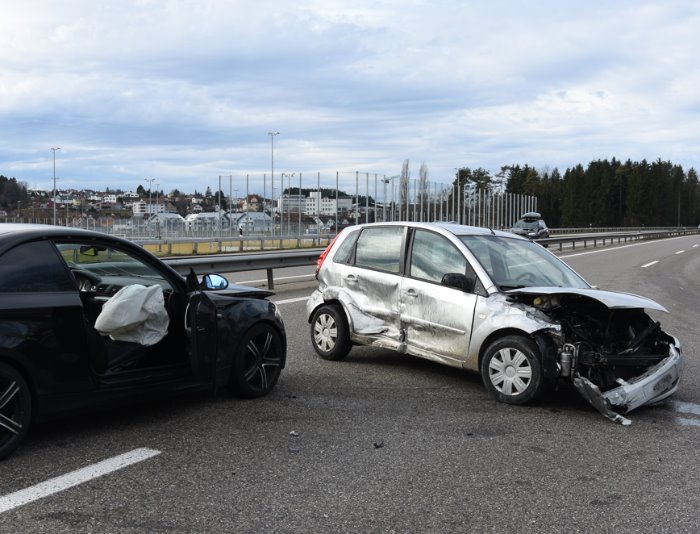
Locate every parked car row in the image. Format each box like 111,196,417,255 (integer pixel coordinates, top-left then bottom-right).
0,221,685,459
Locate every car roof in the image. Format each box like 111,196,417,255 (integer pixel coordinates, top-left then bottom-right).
346,221,526,240
0,224,133,253
519,212,542,220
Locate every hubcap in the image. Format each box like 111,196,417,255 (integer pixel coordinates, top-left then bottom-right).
488,348,532,396
314,313,337,352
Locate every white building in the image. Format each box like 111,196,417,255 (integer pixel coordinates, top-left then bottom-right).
184,211,231,230
276,194,306,214
304,191,352,216
229,212,272,234
132,201,165,217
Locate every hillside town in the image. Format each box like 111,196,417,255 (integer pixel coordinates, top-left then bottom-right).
1,180,366,235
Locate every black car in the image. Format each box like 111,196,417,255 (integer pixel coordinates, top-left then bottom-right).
0,224,286,459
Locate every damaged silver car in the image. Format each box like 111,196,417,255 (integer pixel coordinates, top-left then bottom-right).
307,222,682,424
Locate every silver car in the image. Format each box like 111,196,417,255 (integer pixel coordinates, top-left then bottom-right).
307,222,682,424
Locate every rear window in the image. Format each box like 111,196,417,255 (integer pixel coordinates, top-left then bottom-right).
355,227,403,273
333,229,360,265
0,240,75,292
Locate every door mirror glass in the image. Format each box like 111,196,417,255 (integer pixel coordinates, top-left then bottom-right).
202,274,229,290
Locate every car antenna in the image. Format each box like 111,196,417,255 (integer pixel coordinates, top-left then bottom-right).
487,226,496,235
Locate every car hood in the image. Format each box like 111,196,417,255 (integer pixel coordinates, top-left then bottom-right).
207,283,274,299
504,287,668,312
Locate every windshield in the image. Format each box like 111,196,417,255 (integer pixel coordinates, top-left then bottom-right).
512,219,539,230
458,235,589,290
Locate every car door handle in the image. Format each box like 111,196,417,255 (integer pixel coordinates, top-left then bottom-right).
344,274,358,284
405,288,418,298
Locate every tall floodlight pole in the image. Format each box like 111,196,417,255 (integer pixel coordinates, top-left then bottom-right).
51,147,60,225
268,132,279,237
144,178,155,218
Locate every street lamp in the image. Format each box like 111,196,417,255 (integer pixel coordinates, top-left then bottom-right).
51,147,60,225
282,172,295,234
144,178,155,219
268,132,279,236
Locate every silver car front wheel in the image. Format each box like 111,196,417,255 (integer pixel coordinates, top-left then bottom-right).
481,335,544,405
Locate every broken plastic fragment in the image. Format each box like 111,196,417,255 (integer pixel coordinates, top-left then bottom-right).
572,376,633,426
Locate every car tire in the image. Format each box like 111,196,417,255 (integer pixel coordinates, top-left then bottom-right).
0,363,32,460
310,305,351,360
229,323,284,398
480,335,544,405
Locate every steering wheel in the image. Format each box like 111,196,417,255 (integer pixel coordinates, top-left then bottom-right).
71,269,102,292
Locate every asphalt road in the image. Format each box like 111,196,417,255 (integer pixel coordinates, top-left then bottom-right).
1,235,699,533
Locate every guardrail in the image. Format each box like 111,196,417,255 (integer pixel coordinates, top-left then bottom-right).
164,249,324,289
536,228,699,251
160,227,699,289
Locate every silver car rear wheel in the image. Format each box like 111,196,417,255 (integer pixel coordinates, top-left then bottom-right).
310,305,351,361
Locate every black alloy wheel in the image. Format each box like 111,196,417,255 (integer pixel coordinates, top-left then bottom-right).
229,324,284,398
0,363,32,460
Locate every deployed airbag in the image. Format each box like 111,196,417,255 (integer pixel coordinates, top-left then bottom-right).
94,284,170,345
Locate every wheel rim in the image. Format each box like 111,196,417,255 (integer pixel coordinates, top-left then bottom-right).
0,377,25,445
242,331,282,392
488,347,532,396
313,313,337,352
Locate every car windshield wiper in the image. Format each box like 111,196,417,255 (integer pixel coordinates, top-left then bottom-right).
499,285,527,290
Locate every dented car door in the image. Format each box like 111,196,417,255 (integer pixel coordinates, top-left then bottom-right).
400,229,478,365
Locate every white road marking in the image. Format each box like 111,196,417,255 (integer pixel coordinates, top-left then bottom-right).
0,448,161,514
676,418,700,428
671,401,700,416
693,244,699,248
641,261,659,268
675,250,685,254
274,296,309,305
559,234,691,260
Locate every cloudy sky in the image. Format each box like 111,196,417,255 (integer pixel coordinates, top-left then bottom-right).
1,0,699,196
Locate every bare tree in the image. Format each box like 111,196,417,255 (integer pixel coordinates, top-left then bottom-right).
419,161,428,221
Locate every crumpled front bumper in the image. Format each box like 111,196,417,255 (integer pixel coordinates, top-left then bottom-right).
573,337,683,425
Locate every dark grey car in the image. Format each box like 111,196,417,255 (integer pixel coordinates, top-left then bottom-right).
511,212,549,240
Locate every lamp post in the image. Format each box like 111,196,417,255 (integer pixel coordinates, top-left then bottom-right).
51,147,60,225
268,132,279,236
144,178,155,219
155,183,160,213
281,172,295,234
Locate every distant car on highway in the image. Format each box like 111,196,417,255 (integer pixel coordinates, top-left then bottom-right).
0,224,286,460
307,222,682,425
511,212,549,240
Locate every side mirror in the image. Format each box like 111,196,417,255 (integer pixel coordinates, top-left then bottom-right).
202,274,229,290
441,273,475,293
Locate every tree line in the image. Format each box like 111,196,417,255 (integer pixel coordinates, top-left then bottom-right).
0,176,29,212
452,158,700,228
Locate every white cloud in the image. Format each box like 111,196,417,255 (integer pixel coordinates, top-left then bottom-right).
2,0,700,194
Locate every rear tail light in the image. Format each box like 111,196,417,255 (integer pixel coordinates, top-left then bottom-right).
316,233,341,276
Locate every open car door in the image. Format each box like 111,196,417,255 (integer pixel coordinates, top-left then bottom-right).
185,291,218,384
